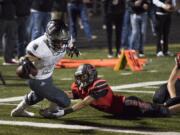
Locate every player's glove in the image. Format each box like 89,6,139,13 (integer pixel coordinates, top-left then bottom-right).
16,57,37,79
39,107,74,118
175,53,180,69
39,108,65,118
66,46,80,58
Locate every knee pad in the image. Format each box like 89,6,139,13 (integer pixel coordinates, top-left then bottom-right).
25,91,44,105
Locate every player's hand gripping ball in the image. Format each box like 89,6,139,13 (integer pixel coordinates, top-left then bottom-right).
16,58,37,79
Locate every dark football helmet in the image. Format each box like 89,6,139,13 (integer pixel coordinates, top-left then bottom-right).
46,20,70,51
74,64,97,88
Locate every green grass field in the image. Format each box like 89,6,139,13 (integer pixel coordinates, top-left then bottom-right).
0,44,180,135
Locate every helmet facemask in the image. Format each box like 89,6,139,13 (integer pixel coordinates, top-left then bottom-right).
46,20,70,52
74,64,97,88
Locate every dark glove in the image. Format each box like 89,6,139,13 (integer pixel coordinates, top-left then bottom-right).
16,58,37,79
66,46,80,58
175,53,180,69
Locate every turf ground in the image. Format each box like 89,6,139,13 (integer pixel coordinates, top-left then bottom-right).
0,44,180,135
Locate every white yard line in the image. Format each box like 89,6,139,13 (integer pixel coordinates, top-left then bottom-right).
0,80,179,135
0,120,180,135
113,89,154,94
0,96,24,103
0,81,165,103
0,103,18,106
111,81,167,90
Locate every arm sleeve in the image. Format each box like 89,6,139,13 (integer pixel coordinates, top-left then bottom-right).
89,89,108,99
153,0,166,8
89,81,109,99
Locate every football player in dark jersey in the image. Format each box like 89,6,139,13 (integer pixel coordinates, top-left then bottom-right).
40,64,180,118
153,53,180,111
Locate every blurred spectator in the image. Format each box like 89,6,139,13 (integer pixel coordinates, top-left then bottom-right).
84,0,94,16
14,0,32,59
30,0,53,40
51,0,67,21
121,0,132,49
101,0,108,30
67,0,96,42
128,0,151,57
0,0,18,65
147,3,157,36
172,0,180,14
104,0,125,58
153,0,174,57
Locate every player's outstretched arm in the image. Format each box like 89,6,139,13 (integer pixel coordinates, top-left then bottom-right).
52,96,95,117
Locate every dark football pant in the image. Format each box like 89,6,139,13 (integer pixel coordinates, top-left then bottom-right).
123,96,170,117
25,77,70,108
153,79,180,104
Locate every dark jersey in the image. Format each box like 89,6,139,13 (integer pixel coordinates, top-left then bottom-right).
128,0,151,14
71,78,125,115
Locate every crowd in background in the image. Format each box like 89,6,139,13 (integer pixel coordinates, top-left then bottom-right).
0,0,179,65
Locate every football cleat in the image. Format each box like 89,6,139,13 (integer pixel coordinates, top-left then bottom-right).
39,108,57,119
11,108,35,117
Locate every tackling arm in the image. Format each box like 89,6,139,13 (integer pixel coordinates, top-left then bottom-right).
70,96,95,111
51,95,95,117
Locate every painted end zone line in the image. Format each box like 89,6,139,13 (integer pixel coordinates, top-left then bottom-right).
0,120,179,135
111,81,167,90
0,89,153,103
0,81,165,103
0,96,24,103
113,89,154,94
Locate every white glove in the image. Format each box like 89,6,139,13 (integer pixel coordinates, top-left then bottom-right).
53,109,65,117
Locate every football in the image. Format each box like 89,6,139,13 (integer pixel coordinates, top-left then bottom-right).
16,64,38,79
30,65,38,76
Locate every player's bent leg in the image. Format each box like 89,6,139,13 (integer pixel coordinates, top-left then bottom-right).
30,77,71,108
11,99,35,117
42,85,71,108
124,96,170,117
39,86,71,118
153,83,170,104
11,91,43,117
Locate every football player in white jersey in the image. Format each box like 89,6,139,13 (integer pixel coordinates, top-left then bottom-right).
11,20,79,117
